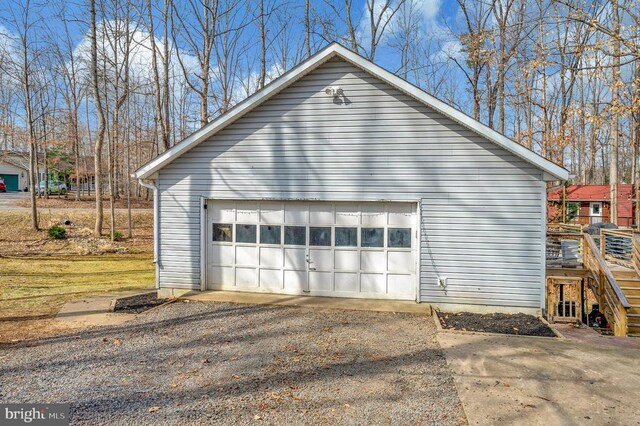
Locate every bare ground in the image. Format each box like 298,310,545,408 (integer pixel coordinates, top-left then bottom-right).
0,210,153,256
13,194,153,210
0,301,466,425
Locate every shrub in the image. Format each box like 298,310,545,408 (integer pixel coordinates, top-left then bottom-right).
113,231,123,241
48,225,66,239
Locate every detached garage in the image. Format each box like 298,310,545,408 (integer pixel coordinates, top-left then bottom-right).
135,43,568,313
0,154,29,192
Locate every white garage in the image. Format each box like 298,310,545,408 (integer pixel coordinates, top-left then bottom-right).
206,200,417,300
135,43,568,312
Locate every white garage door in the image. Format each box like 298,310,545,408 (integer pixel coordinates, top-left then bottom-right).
206,200,417,300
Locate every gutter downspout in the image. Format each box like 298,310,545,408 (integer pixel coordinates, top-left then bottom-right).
139,178,160,289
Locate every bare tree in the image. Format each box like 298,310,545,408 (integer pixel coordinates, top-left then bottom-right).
171,0,219,127
453,0,492,121
147,0,170,152
1,0,41,229
364,0,405,60
609,0,621,224
90,0,106,236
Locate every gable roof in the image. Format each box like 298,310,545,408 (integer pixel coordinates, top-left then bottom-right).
0,151,29,171
135,42,569,181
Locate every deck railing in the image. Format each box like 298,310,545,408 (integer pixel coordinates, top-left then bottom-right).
600,229,634,269
547,223,583,233
546,232,583,268
583,233,630,336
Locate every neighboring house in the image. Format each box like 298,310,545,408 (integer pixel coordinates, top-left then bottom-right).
69,156,96,193
0,151,30,191
135,43,568,313
548,184,635,226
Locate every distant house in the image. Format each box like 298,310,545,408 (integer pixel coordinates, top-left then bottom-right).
547,184,635,226
0,151,30,192
68,156,96,193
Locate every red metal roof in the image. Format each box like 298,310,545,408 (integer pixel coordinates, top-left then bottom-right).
548,184,635,219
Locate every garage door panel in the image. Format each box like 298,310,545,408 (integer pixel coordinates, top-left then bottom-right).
284,270,307,291
236,203,259,222
284,203,309,224
388,274,413,295
210,201,235,222
236,246,258,266
310,204,334,224
209,266,234,285
236,268,258,287
309,271,332,292
260,268,283,290
309,249,333,270
387,251,414,272
284,248,306,269
335,204,360,225
361,273,385,294
210,245,234,265
362,204,386,226
335,273,358,293
388,204,414,226
334,250,358,271
361,251,386,272
260,247,283,267
260,202,284,223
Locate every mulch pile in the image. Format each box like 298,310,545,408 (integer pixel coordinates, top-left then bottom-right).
438,312,557,337
113,292,167,314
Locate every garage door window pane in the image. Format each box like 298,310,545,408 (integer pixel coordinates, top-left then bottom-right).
284,226,306,245
388,228,411,248
361,228,383,247
236,224,256,243
212,224,232,242
260,225,281,244
335,227,357,247
310,227,331,246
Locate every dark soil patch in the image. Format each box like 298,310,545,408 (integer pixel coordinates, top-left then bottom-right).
438,311,557,337
113,292,167,314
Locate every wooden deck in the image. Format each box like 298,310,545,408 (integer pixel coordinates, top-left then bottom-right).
546,228,639,336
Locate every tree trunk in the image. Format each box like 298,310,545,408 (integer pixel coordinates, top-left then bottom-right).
21,22,38,230
90,0,105,237
305,0,311,57
610,0,620,225
258,0,266,89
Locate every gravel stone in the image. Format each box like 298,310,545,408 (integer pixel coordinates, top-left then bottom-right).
1,301,466,425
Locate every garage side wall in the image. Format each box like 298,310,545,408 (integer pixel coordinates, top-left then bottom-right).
157,57,545,309
0,162,29,191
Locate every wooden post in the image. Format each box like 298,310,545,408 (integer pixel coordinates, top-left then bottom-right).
562,185,567,223
614,302,628,337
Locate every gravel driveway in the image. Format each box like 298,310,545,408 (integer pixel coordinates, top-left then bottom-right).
1,301,465,425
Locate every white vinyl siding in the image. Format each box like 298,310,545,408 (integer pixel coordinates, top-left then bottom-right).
157,57,545,309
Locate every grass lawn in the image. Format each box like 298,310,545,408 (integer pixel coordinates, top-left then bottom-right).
0,254,155,342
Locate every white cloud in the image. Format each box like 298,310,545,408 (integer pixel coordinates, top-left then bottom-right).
413,0,441,22
358,0,444,45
